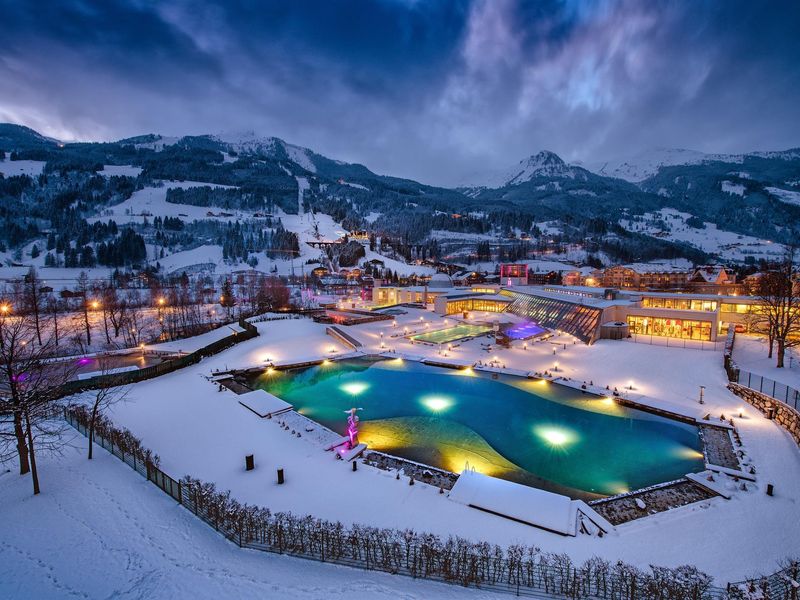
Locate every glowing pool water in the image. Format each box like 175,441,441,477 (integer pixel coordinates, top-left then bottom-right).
251,358,704,498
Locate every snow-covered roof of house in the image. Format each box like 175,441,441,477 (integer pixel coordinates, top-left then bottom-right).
448,470,578,536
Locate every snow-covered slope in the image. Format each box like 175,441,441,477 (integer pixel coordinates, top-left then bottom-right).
589,147,800,182
212,131,317,173
589,149,712,182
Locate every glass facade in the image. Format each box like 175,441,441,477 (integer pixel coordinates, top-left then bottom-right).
444,297,509,314
500,290,603,343
720,302,757,314
627,316,712,341
641,297,717,311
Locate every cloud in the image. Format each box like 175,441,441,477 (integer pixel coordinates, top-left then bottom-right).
0,0,798,186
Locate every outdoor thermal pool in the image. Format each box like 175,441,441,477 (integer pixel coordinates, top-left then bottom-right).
249,357,704,498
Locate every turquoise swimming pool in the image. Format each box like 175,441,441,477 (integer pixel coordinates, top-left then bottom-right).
410,324,493,344
250,358,704,498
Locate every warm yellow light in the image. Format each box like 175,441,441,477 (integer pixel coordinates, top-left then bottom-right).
421,395,453,412
157,298,165,305
341,382,369,395
535,426,577,448
676,447,704,460
0,304,9,313
602,397,615,405
91,301,100,309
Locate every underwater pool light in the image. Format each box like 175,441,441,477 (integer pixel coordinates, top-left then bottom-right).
341,382,369,396
535,425,577,448
421,395,453,412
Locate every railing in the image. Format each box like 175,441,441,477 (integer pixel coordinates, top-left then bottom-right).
724,329,800,411
731,370,800,412
628,333,723,351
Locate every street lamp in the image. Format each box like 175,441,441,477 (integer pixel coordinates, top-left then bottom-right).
90,300,100,310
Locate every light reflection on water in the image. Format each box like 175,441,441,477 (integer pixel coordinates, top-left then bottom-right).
252,358,704,498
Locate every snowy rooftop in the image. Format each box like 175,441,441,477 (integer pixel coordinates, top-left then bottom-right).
449,470,578,536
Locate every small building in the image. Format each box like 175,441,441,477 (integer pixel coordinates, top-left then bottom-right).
499,264,528,286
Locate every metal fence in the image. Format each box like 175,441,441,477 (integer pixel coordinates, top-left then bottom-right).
628,333,724,351
724,330,800,412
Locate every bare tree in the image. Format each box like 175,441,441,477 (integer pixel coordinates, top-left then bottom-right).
0,309,76,494
47,296,61,349
85,358,129,460
23,267,44,346
752,248,800,368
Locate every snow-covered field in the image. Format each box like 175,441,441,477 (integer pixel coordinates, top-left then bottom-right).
0,439,499,600
0,153,45,177
88,181,239,225
766,186,800,207
67,309,800,584
99,164,143,178
620,208,786,262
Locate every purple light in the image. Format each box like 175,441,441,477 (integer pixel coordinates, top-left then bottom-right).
504,321,546,340
77,357,93,366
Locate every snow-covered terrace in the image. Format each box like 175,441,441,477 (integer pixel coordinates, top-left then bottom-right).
91,308,799,583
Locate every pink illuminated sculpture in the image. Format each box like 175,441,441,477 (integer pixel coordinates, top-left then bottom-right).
345,407,361,448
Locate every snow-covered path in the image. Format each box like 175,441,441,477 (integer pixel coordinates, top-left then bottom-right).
0,439,502,600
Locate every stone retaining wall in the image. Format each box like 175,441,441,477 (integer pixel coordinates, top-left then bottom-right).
728,382,800,445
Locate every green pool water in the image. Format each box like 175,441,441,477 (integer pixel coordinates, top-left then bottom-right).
410,324,493,344
250,358,704,498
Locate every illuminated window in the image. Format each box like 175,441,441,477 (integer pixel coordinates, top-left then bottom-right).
627,316,712,341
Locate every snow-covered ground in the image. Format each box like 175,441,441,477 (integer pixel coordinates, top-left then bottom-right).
732,334,800,390
0,153,45,177
766,186,800,207
71,309,800,584
98,164,143,178
620,208,786,262
0,439,499,600
88,181,239,225
721,181,746,197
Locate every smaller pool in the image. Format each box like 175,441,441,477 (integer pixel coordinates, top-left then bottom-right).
411,324,493,344
504,321,546,340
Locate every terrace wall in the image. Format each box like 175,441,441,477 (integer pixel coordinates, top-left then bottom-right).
726,382,800,446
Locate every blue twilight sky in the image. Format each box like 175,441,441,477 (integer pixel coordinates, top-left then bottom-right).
1,0,799,186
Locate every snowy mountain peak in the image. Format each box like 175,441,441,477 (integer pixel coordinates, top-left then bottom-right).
468,150,585,189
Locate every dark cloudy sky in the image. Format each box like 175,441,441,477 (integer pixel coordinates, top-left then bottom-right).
1,0,799,186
